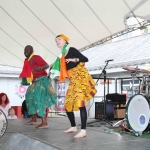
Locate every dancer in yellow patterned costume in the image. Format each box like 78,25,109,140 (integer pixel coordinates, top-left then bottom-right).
53,34,97,138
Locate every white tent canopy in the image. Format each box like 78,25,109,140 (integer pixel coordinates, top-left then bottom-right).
0,0,150,68
82,33,150,71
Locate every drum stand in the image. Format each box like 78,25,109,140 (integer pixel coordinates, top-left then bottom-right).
86,61,113,127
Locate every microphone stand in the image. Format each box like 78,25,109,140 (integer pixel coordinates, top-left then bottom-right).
86,60,113,127
101,61,113,126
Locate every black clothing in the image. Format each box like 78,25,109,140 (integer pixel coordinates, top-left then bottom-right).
66,106,87,129
66,112,76,127
21,100,28,114
65,47,88,70
80,106,87,129
50,47,88,71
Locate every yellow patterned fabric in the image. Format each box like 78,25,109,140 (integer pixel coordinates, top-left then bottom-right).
65,62,97,112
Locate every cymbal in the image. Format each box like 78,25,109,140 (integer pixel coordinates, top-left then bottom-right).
122,66,150,73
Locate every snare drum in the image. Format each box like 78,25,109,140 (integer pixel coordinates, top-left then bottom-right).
126,94,150,132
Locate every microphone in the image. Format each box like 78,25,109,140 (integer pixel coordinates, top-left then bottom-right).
105,59,114,62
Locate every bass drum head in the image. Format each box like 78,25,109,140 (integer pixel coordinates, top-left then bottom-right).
0,109,7,138
126,94,150,132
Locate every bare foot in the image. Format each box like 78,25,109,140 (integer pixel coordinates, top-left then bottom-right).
63,127,77,133
35,123,49,129
74,130,86,138
26,120,38,125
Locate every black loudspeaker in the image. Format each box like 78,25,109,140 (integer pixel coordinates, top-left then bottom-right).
106,93,126,104
95,102,114,119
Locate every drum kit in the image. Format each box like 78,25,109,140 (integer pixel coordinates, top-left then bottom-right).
114,66,150,136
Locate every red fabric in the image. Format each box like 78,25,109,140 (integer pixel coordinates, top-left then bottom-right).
59,55,69,82
19,59,32,78
29,55,47,81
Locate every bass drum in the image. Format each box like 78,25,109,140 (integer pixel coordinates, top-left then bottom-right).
126,94,150,132
0,109,7,138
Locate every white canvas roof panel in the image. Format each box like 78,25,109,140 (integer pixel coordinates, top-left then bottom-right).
0,0,150,68
82,33,150,71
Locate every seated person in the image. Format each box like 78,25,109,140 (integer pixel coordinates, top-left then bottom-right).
7,108,17,119
22,100,30,118
0,93,11,117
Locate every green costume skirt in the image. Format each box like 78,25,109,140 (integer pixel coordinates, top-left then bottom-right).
25,76,57,117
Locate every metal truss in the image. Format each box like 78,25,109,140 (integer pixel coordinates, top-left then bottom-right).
80,21,150,52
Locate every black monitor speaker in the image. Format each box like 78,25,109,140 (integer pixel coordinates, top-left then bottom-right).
106,93,126,104
95,102,114,119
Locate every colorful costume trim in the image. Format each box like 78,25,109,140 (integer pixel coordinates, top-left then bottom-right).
50,44,69,82
19,53,34,85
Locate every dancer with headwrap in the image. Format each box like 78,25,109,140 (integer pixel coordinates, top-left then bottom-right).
50,34,97,138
